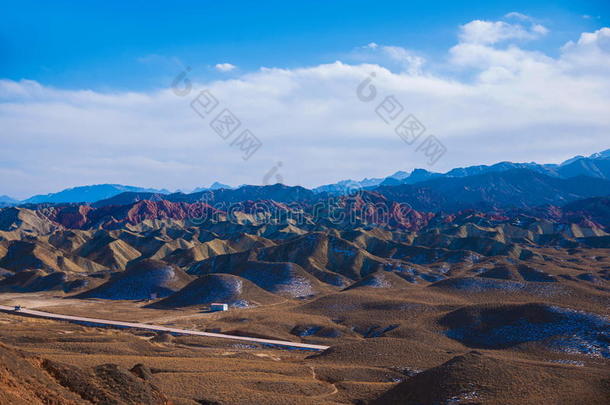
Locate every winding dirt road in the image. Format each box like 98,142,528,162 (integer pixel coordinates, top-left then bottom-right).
0,305,329,351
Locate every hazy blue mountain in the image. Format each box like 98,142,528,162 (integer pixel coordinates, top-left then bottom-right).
314,149,610,195
444,162,557,178
189,183,315,204
589,149,610,159
210,182,232,190
381,169,442,186
555,156,610,179
23,184,170,204
93,183,315,207
313,179,377,194
313,171,409,194
560,155,587,167
375,169,610,212
384,149,610,187
560,148,610,165
388,170,411,180
0,195,19,204
90,192,171,208
191,182,233,193
0,195,19,208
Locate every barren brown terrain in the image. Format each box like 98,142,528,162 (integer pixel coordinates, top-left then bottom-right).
1,198,609,404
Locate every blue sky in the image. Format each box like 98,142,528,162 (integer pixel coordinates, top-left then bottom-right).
1,1,610,199
3,0,608,90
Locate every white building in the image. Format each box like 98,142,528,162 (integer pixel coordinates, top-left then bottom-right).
210,303,229,312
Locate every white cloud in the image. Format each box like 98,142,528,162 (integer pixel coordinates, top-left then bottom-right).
459,18,548,44
449,42,551,72
504,12,530,20
1,23,610,199
560,28,610,74
451,15,552,75
380,46,425,75
215,63,237,72
354,44,425,75
532,24,549,35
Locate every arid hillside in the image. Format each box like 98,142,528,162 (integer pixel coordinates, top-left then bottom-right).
0,190,609,404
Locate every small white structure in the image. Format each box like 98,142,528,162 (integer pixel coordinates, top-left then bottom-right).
210,303,228,312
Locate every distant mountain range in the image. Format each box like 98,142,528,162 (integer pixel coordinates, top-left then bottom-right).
3,149,610,207
79,169,610,214
0,195,18,204
2,183,237,206
316,149,610,192
313,171,410,194
20,184,171,205
91,183,315,208
191,182,234,193
374,169,610,211
0,195,19,208
4,182,610,237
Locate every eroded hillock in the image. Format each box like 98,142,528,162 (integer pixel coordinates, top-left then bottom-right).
372,351,610,405
150,273,283,308
77,259,192,300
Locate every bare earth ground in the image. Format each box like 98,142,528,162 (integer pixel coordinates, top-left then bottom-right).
0,297,382,405
1,208,609,404
0,288,608,405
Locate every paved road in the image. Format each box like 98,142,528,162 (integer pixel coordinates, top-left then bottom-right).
0,305,329,351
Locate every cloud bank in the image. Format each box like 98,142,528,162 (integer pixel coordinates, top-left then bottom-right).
1,16,610,199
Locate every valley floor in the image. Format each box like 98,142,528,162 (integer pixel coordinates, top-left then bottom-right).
0,291,608,405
